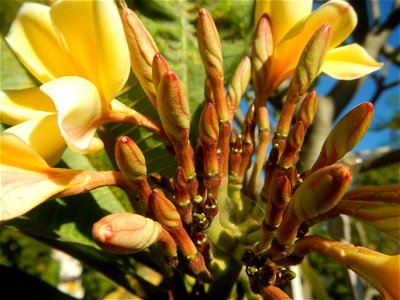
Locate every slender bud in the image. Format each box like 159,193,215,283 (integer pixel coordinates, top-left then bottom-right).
92,213,161,254
122,8,158,107
296,91,317,131
276,25,331,138
310,102,374,173
227,56,251,117
199,102,219,176
157,71,190,144
278,121,305,169
252,14,273,106
197,8,223,80
151,188,182,229
197,8,228,123
115,136,151,209
152,53,170,91
291,24,331,97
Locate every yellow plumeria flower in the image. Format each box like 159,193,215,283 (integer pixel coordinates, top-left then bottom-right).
0,131,90,222
1,0,130,157
254,0,383,95
294,236,400,300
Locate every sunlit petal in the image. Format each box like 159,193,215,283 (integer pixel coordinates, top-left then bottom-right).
269,0,357,90
0,87,56,125
0,133,87,222
5,2,75,83
40,76,104,153
255,0,313,45
4,115,66,166
321,44,383,79
92,0,130,101
50,0,130,101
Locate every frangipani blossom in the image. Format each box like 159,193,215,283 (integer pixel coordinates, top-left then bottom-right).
1,125,129,221
294,236,400,300
254,0,383,94
0,132,89,222
1,0,130,155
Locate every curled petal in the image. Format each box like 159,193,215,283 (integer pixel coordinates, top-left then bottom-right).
0,133,86,222
334,200,400,239
4,115,66,166
5,2,74,83
0,87,56,125
321,44,383,80
294,237,400,300
50,0,130,101
254,0,313,45
269,0,357,90
40,76,104,153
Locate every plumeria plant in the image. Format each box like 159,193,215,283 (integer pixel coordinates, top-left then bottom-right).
1,0,399,299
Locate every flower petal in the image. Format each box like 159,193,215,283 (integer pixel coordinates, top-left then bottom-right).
0,87,56,125
40,76,104,153
255,0,312,45
4,115,66,166
5,2,75,83
269,0,357,90
0,133,87,222
321,44,383,79
50,0,130,101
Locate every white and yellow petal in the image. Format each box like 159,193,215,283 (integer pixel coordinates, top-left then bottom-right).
5,2,75,83
268,0,357,90
50,0,130,102
40,76,105,154
4,115,66,166
255,0,313,45
0,87,56,125
322,44,383,79
0,133,87,222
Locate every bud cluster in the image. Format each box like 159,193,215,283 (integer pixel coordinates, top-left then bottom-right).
88,5,396,299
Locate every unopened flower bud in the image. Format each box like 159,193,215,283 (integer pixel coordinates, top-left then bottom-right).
157,71,190,144
293,164,352,221
122,8,158,107
277,164,352,247
291,24,331,96
152,53,169,92
151,188,182,229
115,136,146,182
227,56,251,116
296,91,317,131
197,8,223,80
252,13,273,105
310,102,374,173
199,102,219,176
92,213,161,254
